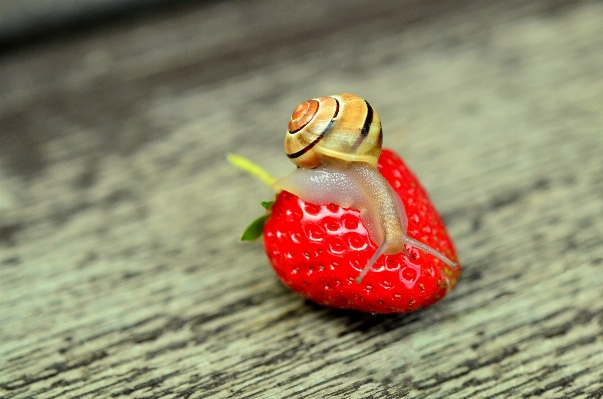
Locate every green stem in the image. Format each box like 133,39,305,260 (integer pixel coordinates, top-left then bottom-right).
227,153,278,189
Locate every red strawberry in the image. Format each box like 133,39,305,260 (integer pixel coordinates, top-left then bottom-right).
262,148,460,313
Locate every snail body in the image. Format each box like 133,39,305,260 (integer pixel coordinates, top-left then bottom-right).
275,93,457,282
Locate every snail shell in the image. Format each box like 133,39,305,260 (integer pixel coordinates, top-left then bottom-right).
276,93,457,282
285,93,382,168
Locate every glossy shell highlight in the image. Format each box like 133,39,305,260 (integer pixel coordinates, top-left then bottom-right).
284,93,383,168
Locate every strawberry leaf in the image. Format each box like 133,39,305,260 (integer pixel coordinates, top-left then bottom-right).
228,153,278,241
241,214,270,241
261,200,275,210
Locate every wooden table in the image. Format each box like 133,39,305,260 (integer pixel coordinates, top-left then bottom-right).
1,1,602,397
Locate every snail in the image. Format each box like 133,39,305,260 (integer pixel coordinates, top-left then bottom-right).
274,93,458,283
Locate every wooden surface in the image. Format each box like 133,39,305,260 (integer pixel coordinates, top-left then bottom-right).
1,0,603,397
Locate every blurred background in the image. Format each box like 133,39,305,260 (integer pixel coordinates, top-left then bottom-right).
1,1,602,397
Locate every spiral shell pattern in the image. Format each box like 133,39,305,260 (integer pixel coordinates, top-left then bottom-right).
285,93,383,168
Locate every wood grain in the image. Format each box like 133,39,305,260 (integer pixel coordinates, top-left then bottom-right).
1,0,602,397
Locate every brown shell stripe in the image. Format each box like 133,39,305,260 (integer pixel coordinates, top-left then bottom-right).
288,100,319,133
287,98,340,159
351,101,374,152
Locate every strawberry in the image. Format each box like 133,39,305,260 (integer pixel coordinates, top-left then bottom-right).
261,149,461,314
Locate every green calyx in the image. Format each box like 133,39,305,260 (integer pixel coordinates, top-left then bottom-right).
240,213,271,241
227,153,279,242
261,200,275,210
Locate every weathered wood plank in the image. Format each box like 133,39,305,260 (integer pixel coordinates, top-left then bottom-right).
1,0,602,397
413,259,603,398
